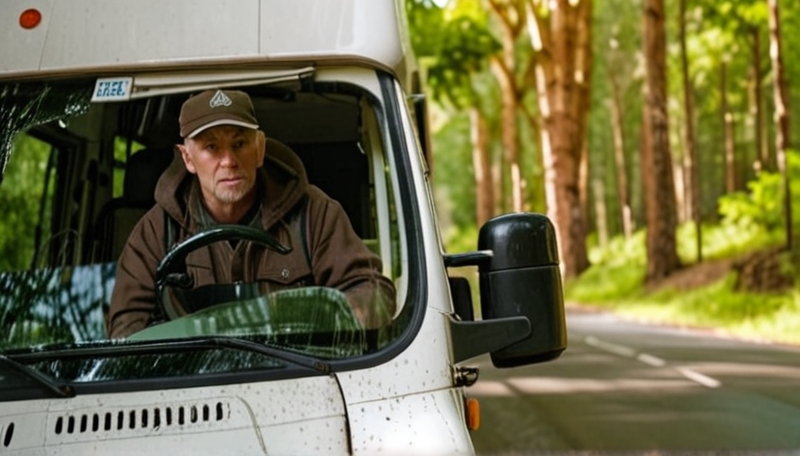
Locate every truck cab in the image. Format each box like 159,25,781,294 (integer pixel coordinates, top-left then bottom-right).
0,1,566,454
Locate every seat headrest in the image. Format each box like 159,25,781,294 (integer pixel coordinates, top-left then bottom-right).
123,147,176,204
261,138,306,180
265,137,298,160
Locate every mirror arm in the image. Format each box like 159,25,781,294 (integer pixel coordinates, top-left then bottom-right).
443,250,493,268
449,315,531,364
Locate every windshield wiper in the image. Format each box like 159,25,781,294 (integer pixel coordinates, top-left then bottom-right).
7,337,332,374
0,354,75,398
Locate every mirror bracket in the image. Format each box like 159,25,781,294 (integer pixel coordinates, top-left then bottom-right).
449,315,531,364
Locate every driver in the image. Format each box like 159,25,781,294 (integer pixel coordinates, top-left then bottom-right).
106,89,396,338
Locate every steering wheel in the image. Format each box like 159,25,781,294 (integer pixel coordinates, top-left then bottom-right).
154,224,291,322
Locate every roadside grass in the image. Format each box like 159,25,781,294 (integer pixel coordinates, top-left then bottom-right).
565,223,800,346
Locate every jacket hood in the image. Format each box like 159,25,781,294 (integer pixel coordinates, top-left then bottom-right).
154,138,309,230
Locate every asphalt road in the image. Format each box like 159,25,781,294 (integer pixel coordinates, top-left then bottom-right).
467,307,800,454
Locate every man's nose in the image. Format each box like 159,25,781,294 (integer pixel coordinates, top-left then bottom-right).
219,147,238,166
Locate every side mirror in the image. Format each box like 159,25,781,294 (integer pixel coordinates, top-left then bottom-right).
478,213,567,367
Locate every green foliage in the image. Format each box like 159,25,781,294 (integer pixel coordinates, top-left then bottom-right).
632,273,799,345
431,111,476,229
570,145,800,344
718,172,783,231
443,222,479,255
405,0,447,58
567,229,800,345
645,273,785,326
616,273,800,345
566,230,646,303
406,0,800,347
564,259,645,304
678,222,777,262
714,150,800,253
588,229,647,266
0,134,51,271
406,0,499,108
783,0,800,89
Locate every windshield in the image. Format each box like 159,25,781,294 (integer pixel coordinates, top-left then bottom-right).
0,72,411,398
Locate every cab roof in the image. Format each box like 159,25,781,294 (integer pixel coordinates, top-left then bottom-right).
2,0,418,90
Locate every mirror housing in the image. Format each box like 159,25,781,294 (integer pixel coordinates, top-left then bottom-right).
478,213,567,367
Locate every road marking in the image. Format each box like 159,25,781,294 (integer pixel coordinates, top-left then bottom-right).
677,367,721,388
584,336,636,358
584,336,723,388
637,353,666,367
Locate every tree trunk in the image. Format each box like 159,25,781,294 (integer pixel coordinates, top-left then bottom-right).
488,0,524,213
749,26,769,174
679,0,700,261
526,0,591,279
469,107,495,226
608,64,633,238
721,60,737,193
672,152,686,223
593,177,609,248
575,0,592,234
767,0,792,250
642,0,681,281
520,100,546,212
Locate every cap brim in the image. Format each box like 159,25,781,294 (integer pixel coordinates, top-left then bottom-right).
187,119,260,139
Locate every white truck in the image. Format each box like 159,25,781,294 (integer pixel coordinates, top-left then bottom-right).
0,1,567,454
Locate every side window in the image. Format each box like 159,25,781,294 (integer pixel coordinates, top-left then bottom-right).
0,133,56,271
92,137,168,264
112,136,145,198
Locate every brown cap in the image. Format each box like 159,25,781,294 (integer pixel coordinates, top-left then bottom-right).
179,89,259,138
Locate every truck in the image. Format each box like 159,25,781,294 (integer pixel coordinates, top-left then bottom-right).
0,0,567,454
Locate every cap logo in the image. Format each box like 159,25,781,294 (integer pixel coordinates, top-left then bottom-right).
209,90,233,108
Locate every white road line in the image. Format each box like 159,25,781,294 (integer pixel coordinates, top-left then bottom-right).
584,336,636,358
584,336,723,388
677,367,721,388
637,353,666,367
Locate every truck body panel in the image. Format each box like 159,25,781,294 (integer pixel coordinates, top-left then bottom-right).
2,0,413,89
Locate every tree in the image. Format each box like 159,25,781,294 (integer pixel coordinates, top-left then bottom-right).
678,0,701,261
487,0,526,213
469,106,495,225
720,57,737,193
406,0,501,226
642,0,681,281
748,25,769,173
767,0,792,249
588,0,644,244
608,38,634,240
526,0,593,279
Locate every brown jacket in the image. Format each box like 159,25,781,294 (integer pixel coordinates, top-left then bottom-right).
107,141,395,338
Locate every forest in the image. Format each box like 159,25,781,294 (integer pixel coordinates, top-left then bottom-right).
406,0,800,344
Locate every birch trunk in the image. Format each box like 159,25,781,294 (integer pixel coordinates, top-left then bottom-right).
642,0,681,281
767,0,792,249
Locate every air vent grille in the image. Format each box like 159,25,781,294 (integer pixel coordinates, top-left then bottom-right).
2,421,14,447
53,401,227,436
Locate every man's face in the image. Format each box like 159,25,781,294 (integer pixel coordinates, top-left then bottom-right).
178,126,265,215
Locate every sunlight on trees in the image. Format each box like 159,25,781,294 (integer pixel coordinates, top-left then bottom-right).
406,0,800,291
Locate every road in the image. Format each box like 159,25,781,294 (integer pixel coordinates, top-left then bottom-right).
467,306,800,454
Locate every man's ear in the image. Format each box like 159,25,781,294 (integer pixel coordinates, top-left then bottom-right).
178,143,197,174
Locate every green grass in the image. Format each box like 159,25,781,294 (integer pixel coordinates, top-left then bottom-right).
565,223,800,346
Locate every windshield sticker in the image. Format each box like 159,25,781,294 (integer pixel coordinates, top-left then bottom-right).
91,77,133,102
